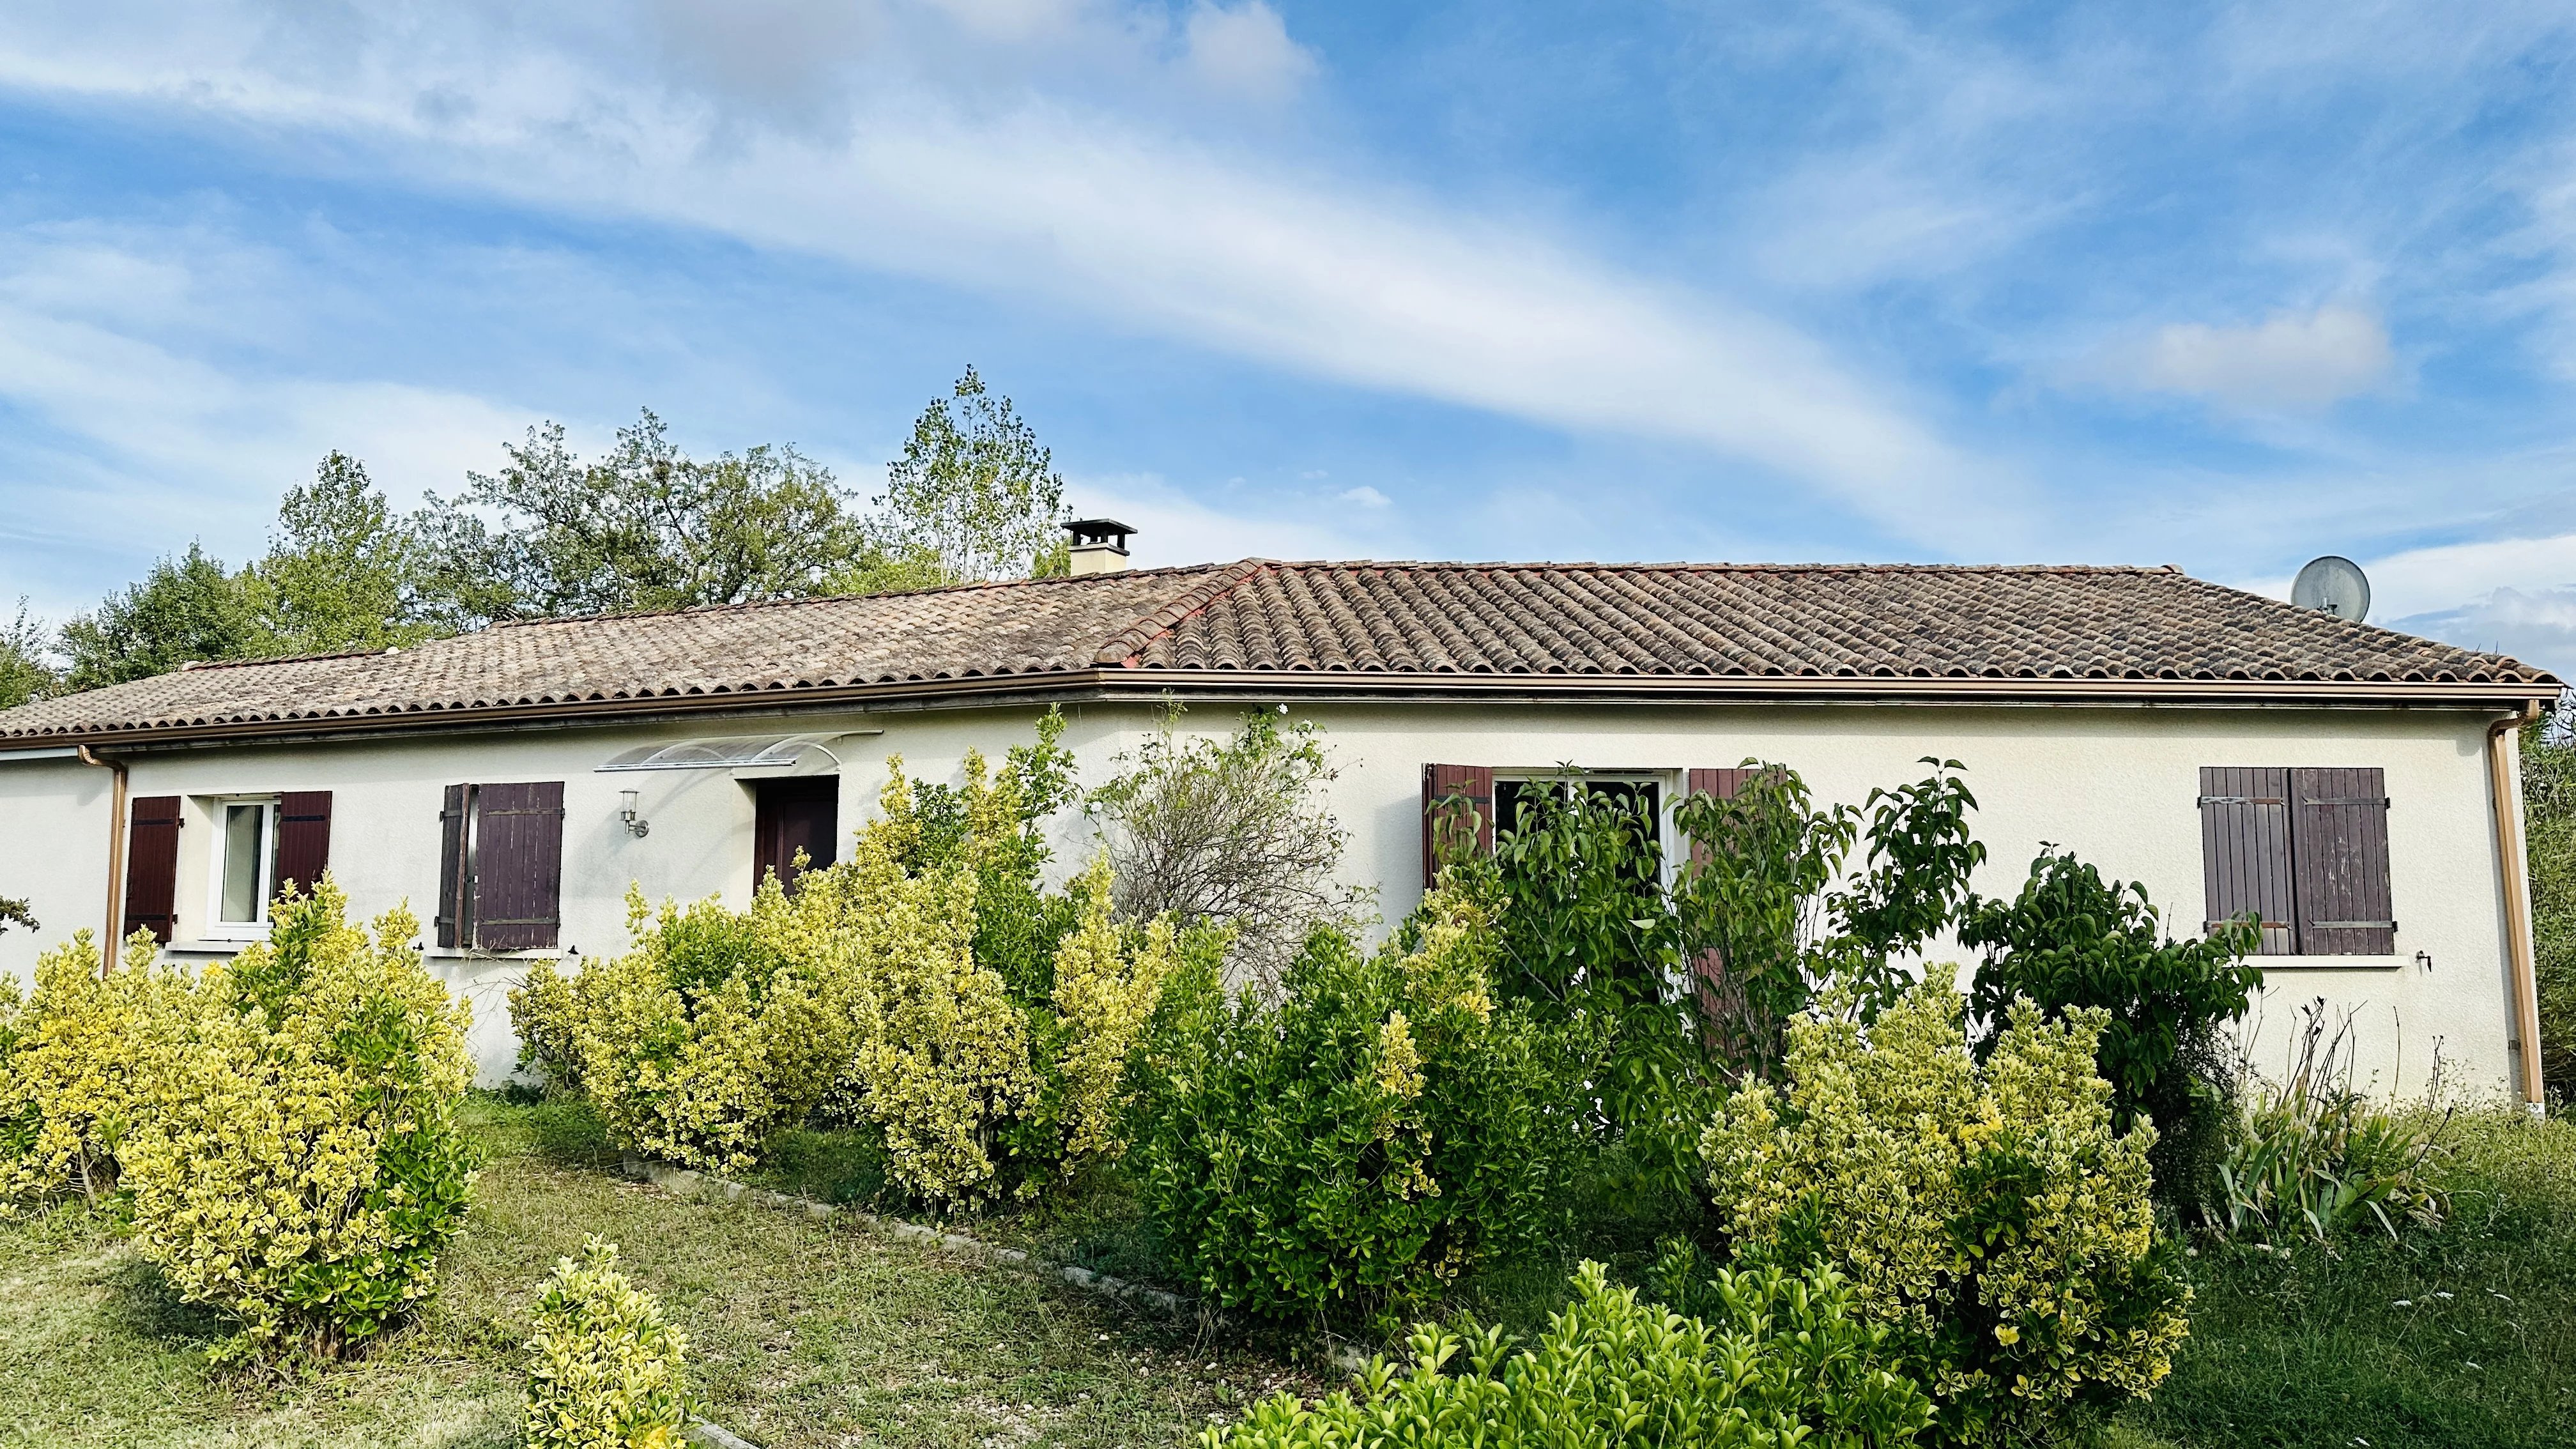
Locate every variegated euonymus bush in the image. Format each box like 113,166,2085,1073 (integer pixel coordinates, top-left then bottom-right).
0,928,191,1206
1701,979,2189,1445
123,880,477,1363
555,880,850,1175
537,714,1190,1205
523,1236,691,1449
1207,1259,1932,1448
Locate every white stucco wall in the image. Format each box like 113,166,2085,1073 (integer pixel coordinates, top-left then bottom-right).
0,697,2527,1097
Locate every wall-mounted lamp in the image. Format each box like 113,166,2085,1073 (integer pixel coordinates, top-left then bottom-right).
618,788,650,838
2415,950,2434,972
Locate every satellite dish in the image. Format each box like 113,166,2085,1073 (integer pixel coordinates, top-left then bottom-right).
2292,556,2371,622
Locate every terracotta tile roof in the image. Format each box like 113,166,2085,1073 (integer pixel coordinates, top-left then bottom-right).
0,560,2553,744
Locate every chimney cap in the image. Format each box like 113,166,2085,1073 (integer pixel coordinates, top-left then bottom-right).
1063,518,1136,549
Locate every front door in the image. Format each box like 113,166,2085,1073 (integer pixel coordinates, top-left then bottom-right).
753,777,839,894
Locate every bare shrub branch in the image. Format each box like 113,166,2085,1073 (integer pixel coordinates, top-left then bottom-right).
1085,705,1370,990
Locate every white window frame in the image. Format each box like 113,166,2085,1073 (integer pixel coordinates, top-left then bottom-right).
203,795,280,941
1491,769,1680,890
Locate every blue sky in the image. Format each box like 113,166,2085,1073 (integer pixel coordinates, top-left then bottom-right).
3,2,2575,671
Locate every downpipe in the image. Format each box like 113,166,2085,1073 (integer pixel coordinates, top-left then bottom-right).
75,744,126,974
2489,702,2547,1111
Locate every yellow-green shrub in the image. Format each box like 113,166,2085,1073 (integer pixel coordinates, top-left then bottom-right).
122,880,477,1361
1038,859,1179,1170
832,779,1033,1201
0,928,190,1206
523,1236,691,1449
572,884,846,1173
544,728,1153,1206
509,958,584,1096
1700,979,2189,1444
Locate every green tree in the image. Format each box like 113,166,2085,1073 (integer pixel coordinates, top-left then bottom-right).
411,411,873,626
868,367,1069,584
0,597,61,708
59,544,269,691
2526,703,2576,1101
253,452,431,655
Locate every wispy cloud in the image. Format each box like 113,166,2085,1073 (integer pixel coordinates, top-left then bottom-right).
0,1,2014,551
2083,303,2395,413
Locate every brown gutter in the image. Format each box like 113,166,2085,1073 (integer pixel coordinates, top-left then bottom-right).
3,669,2563,751
74,744,126,974
2490,701,2549,1108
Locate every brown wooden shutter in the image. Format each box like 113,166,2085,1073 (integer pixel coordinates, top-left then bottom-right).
1683,767,1758,865
272,790,332,900
472,781,565,951
1422,763,1496,888
121,795,183,944
2200,767,2296,955
2289,767,2395,956
1681,769,1763,1040
436,783,474,949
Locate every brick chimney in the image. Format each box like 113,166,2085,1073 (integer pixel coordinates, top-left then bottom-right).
1063,518,1136,577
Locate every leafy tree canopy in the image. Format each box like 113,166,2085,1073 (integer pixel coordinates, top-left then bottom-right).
254,452,433,656
0,597,61,709
37,369,1071,691
411,410,877,627
60,543,268,691
871,367,1070,584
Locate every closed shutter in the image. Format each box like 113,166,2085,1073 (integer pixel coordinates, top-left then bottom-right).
2199,767,2296,955
1422,763,1496,888
1683,767,1759,866
2290,767,2395,956
121,795,183,944
1682,769,1762,1040
436,783,474,949
272,790,333,900
473,781,565,951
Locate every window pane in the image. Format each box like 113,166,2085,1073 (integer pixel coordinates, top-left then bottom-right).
220,804,266,923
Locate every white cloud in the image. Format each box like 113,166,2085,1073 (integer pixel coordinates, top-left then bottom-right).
1181,2,1315,104
1337,484,1391,509
2094,303,2395,412
2238,530,2576,677
0,1,2013,553
0,227,535,620
2395,586,2576,680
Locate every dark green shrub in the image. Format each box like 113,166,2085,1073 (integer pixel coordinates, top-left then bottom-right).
1127,889,1584,1322
1478,774,1701,1186
1671,758,1984,1077
1959,848,2262,1209
1206,1259,1931,1447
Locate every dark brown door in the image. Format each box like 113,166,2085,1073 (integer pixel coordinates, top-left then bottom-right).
754,778,839,894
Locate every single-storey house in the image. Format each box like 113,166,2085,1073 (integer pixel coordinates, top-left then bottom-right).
0,538,2556,1101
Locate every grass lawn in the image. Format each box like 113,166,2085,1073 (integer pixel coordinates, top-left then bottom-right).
0,1096,1315,1449
10,1096,2573,1448
2120,1110,2576,1449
